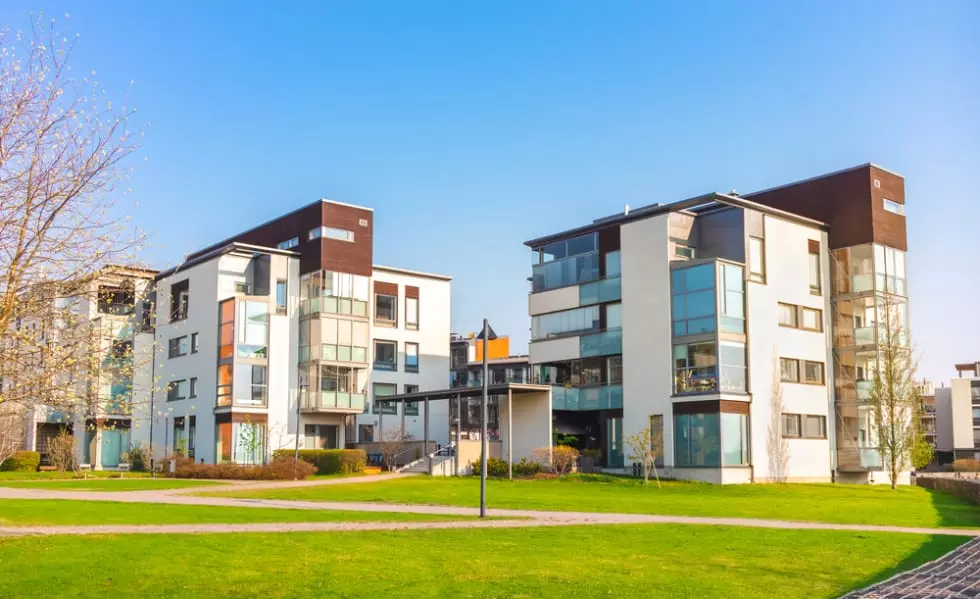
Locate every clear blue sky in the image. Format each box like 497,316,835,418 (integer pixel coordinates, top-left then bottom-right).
3,1,977,382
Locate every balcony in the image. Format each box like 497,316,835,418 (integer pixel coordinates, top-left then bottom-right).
300,344,369,364
299,296,369,318
552,384,622,411
300,390,366,413
837,447,882,472
856,380,873,401
580,329,622,358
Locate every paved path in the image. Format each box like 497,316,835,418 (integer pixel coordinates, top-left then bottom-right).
842,537,980,598
1,483,978,538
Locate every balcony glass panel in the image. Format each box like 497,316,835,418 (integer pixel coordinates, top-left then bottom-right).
532,252,599,292
551,384,622,411
579,329,622,357
672,263,716,337
674,341,717,395
579,277,621,305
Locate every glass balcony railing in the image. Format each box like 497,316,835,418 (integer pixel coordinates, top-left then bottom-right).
579,277,621,305
854,326,875,345
580,329,622,357
300,344,369,364
299,296,369,318
552,384,623,411
301,391,366,412
856,380,873,401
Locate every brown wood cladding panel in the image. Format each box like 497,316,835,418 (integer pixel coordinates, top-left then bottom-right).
869,167,908,251
673,400,750,415
374,281,398,296
598,226,620,277
808,239,820,253
188,202,324,273
320,203,373,277
215,412,270,424
405,285,419,299
748,167,874,250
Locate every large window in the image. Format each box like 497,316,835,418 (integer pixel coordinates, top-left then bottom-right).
748,237,765,283
405,342,419,372
673,342,717,394
301,270,370,317
218,300,235,360
234,364,268,406
874,245,906,296
719,342,747,393
374,340,397,371
373,382,398,414
671,264,716,336
375,294,397,325
674,412,748,467
719,264,744,334
531,233,599,292
215,421,266,465
531,305,600,340
237,301,268,359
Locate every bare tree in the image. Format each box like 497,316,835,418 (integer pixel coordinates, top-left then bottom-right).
766,352,790,482
0,14,146,419
0,405,28,466
47,427,75,475
378,428,407,472
868,294,919,490
625,422,663,487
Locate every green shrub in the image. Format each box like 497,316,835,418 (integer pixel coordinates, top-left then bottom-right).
513,457,543,476
271,449,366,475
471,457,544,477
170,456,316,480
0,451,40,472
124,443,151,472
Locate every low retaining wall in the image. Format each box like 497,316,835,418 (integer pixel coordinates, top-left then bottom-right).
916,474,980,504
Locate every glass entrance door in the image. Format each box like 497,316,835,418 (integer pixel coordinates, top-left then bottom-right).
606,417,624,468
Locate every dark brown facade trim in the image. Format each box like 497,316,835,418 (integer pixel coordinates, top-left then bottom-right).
374,281,398,296
405,285,419,299
673,400,750,415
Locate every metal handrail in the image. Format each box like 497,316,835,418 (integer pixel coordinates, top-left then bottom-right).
394,442,456,473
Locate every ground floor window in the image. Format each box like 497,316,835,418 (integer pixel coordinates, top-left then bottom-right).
674,412,748,467
215,421,267,465
305,424,339,449
359,424,375,443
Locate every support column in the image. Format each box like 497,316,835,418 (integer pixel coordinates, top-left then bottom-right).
454,394,461,475
424,398,431,474
507,388,513,480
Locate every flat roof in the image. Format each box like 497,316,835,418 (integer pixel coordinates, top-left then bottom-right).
372,264,453,282
156,242,299,280
524,192,826,248
381,383,551,403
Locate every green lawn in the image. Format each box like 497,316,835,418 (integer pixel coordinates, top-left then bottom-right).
203,474,980,529
0,479,218,491
0,525,964,598
0,499,473,526
0,471,153,480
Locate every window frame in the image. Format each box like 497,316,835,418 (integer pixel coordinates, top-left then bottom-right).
168,335,188,359
674,243,695,260
405,296,419,330
374,293,397,326
748,236,766,283
808,241,822,296
372,382,398,415
803,415,827,439
405,342,420,373
404,384,420,416
779,357,800,383
373,339,397,371
799,307,823,332
189,377,198,398
275,279,288,314
777,303,798,328
781,413,801,438
277,237,299,250
803,360,825,385
167,379,188,402
883,198,905,216
190,332,199,354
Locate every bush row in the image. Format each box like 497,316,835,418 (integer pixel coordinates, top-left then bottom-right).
0,451,40,472
471,457,544,477
170,456,316,480
271,449,366,475
952,458,980,473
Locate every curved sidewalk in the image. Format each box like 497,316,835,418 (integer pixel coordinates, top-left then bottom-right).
1,484,978,538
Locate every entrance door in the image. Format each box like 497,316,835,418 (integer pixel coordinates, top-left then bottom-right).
606,417,624,468
102,430,122,467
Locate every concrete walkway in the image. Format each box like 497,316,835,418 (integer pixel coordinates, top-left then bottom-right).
1,482,978,538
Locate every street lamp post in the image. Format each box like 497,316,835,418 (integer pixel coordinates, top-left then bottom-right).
480,318,489,518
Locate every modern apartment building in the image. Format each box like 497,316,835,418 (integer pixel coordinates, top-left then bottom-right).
525,163,910,484
20,266,156,468
145,199,450,464
935,362,980,462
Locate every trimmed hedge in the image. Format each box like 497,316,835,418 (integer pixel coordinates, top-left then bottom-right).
471,457,544,478
272,449,366,475
1,451,40,472
170,456,316,480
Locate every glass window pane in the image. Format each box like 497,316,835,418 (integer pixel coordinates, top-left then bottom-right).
724,291,743,318
685,264,714,291
686,317,715,335
778,303,797,327
606,303,622,330
671,294,686,321
722,413,747,465
671,269,685,293
686,290,714,319
780,358,799,382
723,264,744,291
605,251,621,278
749,237,765,277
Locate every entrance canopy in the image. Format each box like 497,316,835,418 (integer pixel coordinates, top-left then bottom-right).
381,383,553,477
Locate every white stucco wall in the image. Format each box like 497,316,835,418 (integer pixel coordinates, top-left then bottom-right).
527,335,581,365
360,267,451,445
529,285,580,317
620,215,673,464
499,390,552,464
948,379,976,449
746,214,833,482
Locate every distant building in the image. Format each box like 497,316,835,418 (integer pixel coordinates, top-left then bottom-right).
934,362,980,463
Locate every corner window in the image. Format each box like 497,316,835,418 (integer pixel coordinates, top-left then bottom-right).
374,340,397,371
883,198,904,216
808,241,821,295
405,296,419,330
719,264,744,334
405,342,419,373
276,279,288,314
671,264,716,337
375,294,397,326
748,237,765,283
236,301,268,359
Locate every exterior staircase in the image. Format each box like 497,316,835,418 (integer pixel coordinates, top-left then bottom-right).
396,442,456,476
